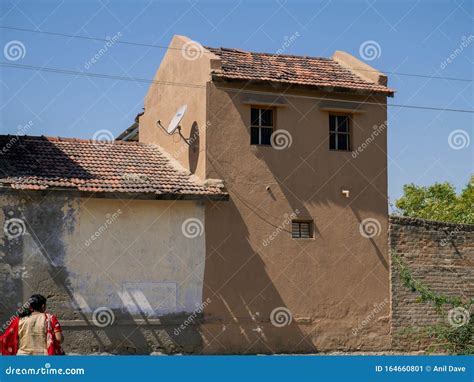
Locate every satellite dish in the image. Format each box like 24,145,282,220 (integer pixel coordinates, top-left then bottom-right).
167,105,187,134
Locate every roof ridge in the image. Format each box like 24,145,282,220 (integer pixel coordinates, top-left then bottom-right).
206,46,394,95
0,134,147,146
206,46,331,61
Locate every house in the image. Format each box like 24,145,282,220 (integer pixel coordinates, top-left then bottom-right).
0,136,226,353
0,35,394,354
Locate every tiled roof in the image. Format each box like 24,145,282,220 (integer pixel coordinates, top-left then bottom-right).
0,136,226,199
206,47,394,95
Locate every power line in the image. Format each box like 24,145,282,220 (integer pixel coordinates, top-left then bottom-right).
0,62,206,89
226,87,474,114
0,25,172,50
1,62,473,114
348,67,472,83
1,25,472,83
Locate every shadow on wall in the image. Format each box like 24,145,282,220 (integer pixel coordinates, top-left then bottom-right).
188,121,200,175
0,136,94,337
203,200,316,354
0,204,25,327
0,192,205,354
0,135,204,353
200,88,390,353
351,206,388,271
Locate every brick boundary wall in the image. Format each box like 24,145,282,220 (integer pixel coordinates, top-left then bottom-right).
389,216,474,350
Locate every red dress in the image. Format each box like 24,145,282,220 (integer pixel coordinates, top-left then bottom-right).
1,313,64,355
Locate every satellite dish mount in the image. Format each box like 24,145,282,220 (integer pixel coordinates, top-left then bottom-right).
157,105,190,145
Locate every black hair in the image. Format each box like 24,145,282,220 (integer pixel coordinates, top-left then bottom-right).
18,294,47,317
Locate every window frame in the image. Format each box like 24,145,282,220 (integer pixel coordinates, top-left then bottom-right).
250,106,276,146
329,113,352,152
291,220,314,239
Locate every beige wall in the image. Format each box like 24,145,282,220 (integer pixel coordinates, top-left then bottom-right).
68,198,206,315
138,38,391,352
0,194,206,319
200,83,390,352
139,35,217,181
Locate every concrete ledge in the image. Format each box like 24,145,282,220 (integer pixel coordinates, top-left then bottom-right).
60,318,203,327
60,317,317,327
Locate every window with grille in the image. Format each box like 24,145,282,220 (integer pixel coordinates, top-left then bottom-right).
329,114,351,151
292,220,313,239
250,107,274,145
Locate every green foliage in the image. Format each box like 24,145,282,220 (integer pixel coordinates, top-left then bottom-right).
393,254,472,310
394,176,474,224
424,321,473,355
393,254,473,354
398,323,473,355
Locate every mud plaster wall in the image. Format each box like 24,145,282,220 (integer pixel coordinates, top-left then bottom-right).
0,193,206,354
3,194,472,355
389,216,473,350
200,83,391,354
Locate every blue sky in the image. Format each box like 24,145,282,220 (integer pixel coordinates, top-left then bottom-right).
0,0,472,202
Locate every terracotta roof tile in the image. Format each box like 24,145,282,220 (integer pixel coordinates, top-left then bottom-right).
206,47,394,95
0,135,226,199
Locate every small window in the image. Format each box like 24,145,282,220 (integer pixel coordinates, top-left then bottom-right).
251,107,274,145
292,220,313,239
329,114,351,151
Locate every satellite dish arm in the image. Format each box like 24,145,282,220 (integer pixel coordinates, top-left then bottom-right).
156,120,190,145
156,120,170,135
177,127,190,145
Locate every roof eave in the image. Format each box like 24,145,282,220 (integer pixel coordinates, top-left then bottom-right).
0,185,229,202
211,75,395,97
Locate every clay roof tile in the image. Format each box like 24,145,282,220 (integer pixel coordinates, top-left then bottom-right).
0,136,226,199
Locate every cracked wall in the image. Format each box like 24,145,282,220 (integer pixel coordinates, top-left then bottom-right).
0,193,206,354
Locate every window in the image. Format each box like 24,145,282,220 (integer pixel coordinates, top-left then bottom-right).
292,220,313,239
329,114,351,151
251,107,274,145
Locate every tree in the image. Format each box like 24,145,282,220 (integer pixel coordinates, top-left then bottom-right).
394,176,473,224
